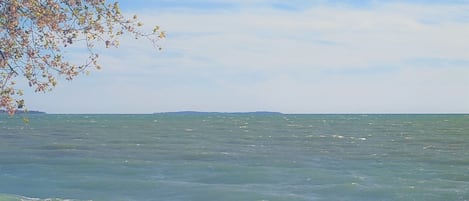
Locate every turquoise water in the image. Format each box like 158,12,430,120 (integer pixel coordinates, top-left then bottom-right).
0,114,468,201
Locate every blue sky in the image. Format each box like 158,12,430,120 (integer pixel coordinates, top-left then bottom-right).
24,0,469,113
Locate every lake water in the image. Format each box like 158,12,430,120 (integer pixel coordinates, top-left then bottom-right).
0,114,468,201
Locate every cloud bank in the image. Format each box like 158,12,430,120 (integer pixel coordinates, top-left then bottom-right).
26,1,469,113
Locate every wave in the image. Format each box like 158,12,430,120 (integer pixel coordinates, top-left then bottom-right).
0,193,89,201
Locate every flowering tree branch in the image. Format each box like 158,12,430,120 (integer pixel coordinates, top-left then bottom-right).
0,0,165,115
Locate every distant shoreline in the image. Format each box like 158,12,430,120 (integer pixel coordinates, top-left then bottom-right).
0,110,46,114
154,111,284,115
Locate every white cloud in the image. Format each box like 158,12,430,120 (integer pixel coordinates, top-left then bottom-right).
139,3,469,69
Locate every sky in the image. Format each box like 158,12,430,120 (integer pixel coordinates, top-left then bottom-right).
24,0,469,114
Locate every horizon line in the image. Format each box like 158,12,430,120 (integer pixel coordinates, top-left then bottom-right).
8,111,469,115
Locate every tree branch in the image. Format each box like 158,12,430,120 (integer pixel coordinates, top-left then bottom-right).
0,49,18,75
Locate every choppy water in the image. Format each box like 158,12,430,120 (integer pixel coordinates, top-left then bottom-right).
0,114,468,201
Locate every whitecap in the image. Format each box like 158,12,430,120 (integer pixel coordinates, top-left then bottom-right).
358,137,367,141
332,135,345,139
0,193,89,201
